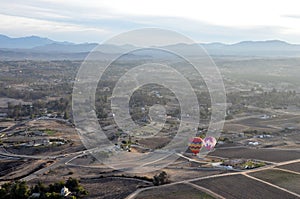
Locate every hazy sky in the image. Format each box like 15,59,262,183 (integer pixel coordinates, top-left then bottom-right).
1,0,300,43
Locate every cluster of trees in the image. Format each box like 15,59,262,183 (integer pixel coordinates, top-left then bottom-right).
0,178,87,199
153,171,169,186
0,85,44,101
228,89,300,110
0,181,29,199
95,94,108,119
7,103,32,119
0,82,73,102
0,60,78,101
6,97,70,120
248,89,299,108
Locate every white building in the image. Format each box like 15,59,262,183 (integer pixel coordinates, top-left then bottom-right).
60,186,71,197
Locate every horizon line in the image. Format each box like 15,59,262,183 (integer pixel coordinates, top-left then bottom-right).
1,33,299,46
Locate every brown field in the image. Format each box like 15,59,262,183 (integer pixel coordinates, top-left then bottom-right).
0,159,27,177
0,159,48,181
134,183,215,199
250,169,300,194
81,178,149,199
192,174,298,199
235,117,278,128
210,147,300,162
223,123,250,132
225,114,300,133
278,162,300,173
138,137,172,149
265,115,300,128
163,168,223,182
27,120,77,136
226,118,277,132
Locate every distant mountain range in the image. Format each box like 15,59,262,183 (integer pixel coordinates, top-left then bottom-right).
0,34,67,49
1,34,300,60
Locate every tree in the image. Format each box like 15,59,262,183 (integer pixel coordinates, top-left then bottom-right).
10,181,30,199
0,181,29,199
48,181,65,193
153,171,169,186
66,177,88,196
32,181,47,193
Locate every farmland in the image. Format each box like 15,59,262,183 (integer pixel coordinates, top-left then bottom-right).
278,162,300,173
192,174,298,199
210,147,300,163
249,169,300,194
133,183,215,199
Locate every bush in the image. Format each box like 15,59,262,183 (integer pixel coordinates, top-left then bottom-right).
0,178,87,199
0,181,29,199
153,171,169,186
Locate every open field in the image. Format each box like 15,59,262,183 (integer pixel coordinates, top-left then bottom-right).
82,178,149,199
0,159,51,181
192,174,298,199
163,169,224,182
249,169,300,194
225,114,300,133
232,117,278,130
210,147,300,162
134,183,215,199
278,162,300,173
0,159,27,177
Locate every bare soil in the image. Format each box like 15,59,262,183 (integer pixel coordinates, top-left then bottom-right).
192,174,298,199
278,162,300,173
135,183,215,199
250,169,300,194
210,147,300,162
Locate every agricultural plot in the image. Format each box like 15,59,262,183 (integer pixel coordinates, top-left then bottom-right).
278,162,300,173
249,169,300,194
210,147,300,162
192,174,298,199
134,183,215,199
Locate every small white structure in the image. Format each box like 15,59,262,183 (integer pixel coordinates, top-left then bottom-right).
260,115,270,119
248,141,259,146
61,186,71,197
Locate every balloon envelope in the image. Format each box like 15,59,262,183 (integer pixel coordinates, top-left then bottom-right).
189,137,203,155
204,136,217,150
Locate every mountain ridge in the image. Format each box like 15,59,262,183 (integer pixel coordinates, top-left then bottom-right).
1,34,300,58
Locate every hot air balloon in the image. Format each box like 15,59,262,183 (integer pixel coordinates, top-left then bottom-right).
189,137,203,155
203,136,217,151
